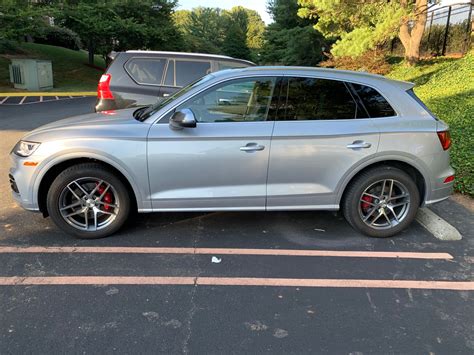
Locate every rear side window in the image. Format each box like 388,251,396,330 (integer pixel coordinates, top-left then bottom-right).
279,77,357,120
176,60,211,87
125,58,166,85
351,83,395,118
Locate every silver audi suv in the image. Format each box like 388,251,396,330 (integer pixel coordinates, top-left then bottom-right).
9,67,454,239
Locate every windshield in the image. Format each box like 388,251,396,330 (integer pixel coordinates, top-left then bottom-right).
134,74,215,121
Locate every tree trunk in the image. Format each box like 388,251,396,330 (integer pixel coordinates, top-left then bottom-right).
399,0,428,65
88,39,95,66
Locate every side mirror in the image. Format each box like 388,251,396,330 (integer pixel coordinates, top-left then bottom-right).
169,109,197,130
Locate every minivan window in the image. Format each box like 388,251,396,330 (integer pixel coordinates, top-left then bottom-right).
125,58,166,85
280,77,357,120
351,83,396,118
176,60,211,87
177,77,276,123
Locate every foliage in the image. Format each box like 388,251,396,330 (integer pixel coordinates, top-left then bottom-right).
0,2,54,43
34,26,82,51
55,0,183,64
261,0,326,66
173,6,263,61
320,50,392,75
298,0,405,58
388,52,474,195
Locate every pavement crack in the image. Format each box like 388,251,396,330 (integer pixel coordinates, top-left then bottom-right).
182,216,203,354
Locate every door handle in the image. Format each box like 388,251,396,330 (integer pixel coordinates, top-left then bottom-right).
240,143,265,152
347,141,372,149
163,93,170,97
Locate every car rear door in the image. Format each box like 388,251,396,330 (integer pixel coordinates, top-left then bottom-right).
267,76,380,210
147,76,280,211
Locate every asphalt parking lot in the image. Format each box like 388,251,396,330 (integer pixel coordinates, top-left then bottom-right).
0,98,473,353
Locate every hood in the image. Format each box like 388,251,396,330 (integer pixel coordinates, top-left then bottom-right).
30,108,138,134
23,108,150,142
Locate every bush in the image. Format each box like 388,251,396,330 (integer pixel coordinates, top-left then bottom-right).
34,26,82,51
319,50,392,75
0,39,20,54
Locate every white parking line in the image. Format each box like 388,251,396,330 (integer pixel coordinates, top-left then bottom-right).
19,96,27,105
0,96,9,104
416,208,462,241
0,246,454,260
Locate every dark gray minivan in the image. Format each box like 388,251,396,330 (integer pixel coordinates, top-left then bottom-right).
95,50,255,111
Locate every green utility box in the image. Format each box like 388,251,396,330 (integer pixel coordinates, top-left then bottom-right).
9,59,53,91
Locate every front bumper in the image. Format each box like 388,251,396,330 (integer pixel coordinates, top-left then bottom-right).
9,153,41,212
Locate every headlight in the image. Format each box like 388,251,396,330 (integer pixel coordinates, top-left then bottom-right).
13,141,41,157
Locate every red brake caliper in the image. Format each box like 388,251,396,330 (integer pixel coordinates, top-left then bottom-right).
361,195,373,211
96,183,112,211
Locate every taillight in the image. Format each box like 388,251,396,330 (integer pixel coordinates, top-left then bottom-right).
437,130,451,150
97,74,114,100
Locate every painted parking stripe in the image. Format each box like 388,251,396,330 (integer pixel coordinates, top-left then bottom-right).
0,276,472,290
0,96,9,104
0,246,454,260
18,96,27,105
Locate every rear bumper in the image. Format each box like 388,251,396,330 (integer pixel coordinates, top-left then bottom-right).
424,184,454,206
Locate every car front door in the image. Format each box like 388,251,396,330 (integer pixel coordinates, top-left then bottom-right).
147,76,279,211
267,76,381,210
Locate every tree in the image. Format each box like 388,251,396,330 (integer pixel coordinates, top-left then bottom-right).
261,0,325,66
0,2,53,44
399,0,429,63
222,24,251,60
177,7,226,53
298,0,431,64
56,0,183,65
222,7,252,60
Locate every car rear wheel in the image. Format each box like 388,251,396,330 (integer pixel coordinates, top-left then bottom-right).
342,166,420,238
47,163,130,239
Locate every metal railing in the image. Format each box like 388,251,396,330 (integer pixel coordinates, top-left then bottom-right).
391,2,473,57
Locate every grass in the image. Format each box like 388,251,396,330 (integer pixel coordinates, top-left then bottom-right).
387,52,474,196
0,43,105,92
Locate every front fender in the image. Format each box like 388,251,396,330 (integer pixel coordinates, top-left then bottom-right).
31,147,151,212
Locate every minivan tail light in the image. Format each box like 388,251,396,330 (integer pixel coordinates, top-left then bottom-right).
437,130,451,150
98,74,114,100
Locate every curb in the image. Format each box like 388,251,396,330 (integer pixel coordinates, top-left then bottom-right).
416,207,462,241
0,92,96,97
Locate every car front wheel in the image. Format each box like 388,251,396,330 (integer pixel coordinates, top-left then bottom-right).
47,163,130,239
343,166,420,238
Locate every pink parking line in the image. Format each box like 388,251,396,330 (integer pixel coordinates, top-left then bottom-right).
0,246,453,260
0,276,472,290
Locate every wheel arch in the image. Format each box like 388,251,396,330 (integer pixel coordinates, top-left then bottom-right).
337,159,428,207
37,157,139,217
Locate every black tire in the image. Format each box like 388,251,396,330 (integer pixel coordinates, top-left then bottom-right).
47,163,131,239
342,166,420,238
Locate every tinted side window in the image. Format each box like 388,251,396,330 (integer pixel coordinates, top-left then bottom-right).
125,58,166,85
178,77,276,123
176,60,211,87
351,83,395,117
280,77,357,120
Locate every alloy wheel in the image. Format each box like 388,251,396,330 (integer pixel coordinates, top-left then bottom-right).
358,179,411,230
58,177,120,232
